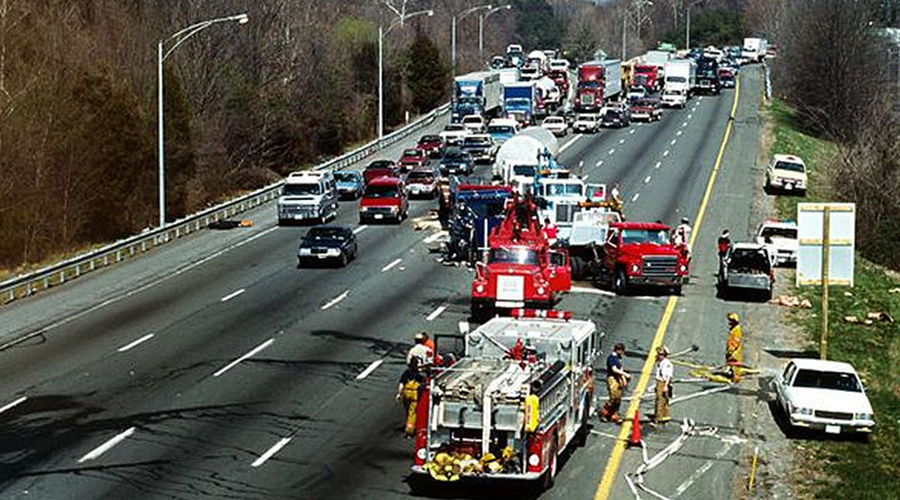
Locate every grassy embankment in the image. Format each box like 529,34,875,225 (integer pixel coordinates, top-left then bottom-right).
767,100,900,499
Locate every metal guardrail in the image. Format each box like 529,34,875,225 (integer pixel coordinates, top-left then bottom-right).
0,102,451,306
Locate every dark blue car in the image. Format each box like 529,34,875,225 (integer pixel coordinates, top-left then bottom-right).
297,225,358,267
439,147,474,176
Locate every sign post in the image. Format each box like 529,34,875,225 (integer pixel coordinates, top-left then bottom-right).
796,203,855,360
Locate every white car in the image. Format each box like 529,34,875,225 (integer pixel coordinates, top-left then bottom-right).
626,86,648,102
661,89,687,108
756,219,798,266
572,113,601,134
765,154,808,195
774,358,875,436
541,116,568,136
440,123,470,146
461,115,486,134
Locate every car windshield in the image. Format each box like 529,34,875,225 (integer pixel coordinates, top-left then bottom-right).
489,247,539,265
420,135,441,143
604,110,622,118
334,172,357,183
464,137,491,146
444,150,466,161
775,161,805,173
284,183,321,196
513,165,537,177
458,97,481,105
488,125,515,135
667,76,686,83
578,81,599,89
760,227,797,239
621,228,670,245
792,369,862,392
577,114,598,122
403,149,421,157
407,171,434,182
368,160,394,169
462,117,483,125
365,185,400,198
445,124,465,132
545,183,584,196
306,228,346,242
506,98,531,106
544,118,564,125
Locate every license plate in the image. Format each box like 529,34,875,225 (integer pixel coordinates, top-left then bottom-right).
825,425,841,435
317,254,328,259
785,183,794,190
496,301,525,308
374,214,384,220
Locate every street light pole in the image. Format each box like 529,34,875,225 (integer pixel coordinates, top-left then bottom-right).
378,9,434,138
157,13,249,228
479,5,512,64
622,12,627,61
452,4,492,77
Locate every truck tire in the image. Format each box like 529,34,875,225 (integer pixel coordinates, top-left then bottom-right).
614,268,629,295
571,256,584,281
542,438,558,490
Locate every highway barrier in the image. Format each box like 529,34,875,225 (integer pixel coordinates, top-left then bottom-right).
0,102,451,306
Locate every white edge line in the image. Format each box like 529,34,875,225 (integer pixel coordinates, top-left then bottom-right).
3,226,280,350
356,359,385,380
117,333,155,352
321,290,350,310
213,338,274,377
381,258,402,272
644,176,651,184
0,396,28,415
78,427,136,463
682,122,688,127
570,286,616,297
251,436,293,468
353,225,368,234
426,305,448,321
558,134,582,153
677,130,683,136
221,288,246,302
629,129,635,134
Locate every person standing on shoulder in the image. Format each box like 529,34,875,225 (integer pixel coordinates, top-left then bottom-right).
725,312,743,383
600,343,631,423
653,346,674,425
397,357,425,437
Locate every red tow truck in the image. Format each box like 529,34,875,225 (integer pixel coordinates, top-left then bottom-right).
471,194,571,319
600,221,689,294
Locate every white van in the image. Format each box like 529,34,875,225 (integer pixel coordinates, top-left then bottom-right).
278,171,339,225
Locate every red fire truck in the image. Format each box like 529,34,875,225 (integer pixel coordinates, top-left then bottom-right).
471,194,571,319
410,312,601,489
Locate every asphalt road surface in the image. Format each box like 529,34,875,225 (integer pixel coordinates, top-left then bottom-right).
0,67,764,500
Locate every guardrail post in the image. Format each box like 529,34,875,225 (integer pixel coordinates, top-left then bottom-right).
60,270,66,283
43,277,49,289
75,263,80,277
116,250,122,262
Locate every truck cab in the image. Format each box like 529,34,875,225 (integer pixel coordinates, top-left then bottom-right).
633,65,661,93
358,176,408,224
277,171,339,225
603,221,689,294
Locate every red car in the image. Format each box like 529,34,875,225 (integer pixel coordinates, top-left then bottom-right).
398,148,427,173
363,160,400,185
416,135,445,158
359,176,408,224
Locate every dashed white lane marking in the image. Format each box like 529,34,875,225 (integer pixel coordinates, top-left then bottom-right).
676,130,683,136
221,288,245,302
321,290,350,310
559,134,583,153
117,333,155,352
682,121,688,127
381,258,402,272
570,286,616,297
688,114,693,119
251,436,293,468
426,305,448,321
355,359,384,380
583,174,590,181
663,150,670,157
698,96,704,101
78,427,136,463
629,129,636,134
0,226,280,351
631,193,640,202
596,160,604,167
0,396,27,415
423,231,446,244
608,148,615,155
213,338,274,377
353,225,368,234
655,161,662,169
670,139,677,146
644,176,651,184
618,138,625,144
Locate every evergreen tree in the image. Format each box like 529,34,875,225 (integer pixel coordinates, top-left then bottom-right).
405,30,449,113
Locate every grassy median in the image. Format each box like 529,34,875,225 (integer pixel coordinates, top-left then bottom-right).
766,100,900,499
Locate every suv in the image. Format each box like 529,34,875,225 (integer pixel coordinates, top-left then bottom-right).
461,134,495,164
765,154,808,195
359,176,408,224
278,171,339,225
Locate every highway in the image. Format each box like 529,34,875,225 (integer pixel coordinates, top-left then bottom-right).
0,66,763,500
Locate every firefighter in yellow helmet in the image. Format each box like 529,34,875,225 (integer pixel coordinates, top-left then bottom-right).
725,312,743,383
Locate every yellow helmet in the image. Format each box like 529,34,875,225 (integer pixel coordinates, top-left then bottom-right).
727,312,740,323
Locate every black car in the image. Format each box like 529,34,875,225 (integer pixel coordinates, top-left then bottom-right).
297,225,358,267
439,147,474,176
601,108,630,128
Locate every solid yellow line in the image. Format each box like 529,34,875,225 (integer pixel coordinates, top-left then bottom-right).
593,79,742,500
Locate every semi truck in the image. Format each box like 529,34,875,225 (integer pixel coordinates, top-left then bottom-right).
696,57,721,95
742,37,768,64
503,82,539,126
452,71,503,122
632,64,661,93
410,313,600,489
575,60,622,112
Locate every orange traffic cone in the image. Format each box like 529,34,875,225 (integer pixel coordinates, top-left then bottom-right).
628,410,642,447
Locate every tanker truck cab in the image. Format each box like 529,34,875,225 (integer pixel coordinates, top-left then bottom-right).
602,221,689,294
410,315,601,489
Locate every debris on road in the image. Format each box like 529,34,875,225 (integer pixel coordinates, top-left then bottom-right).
771,295,812,308
209,219,253,230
